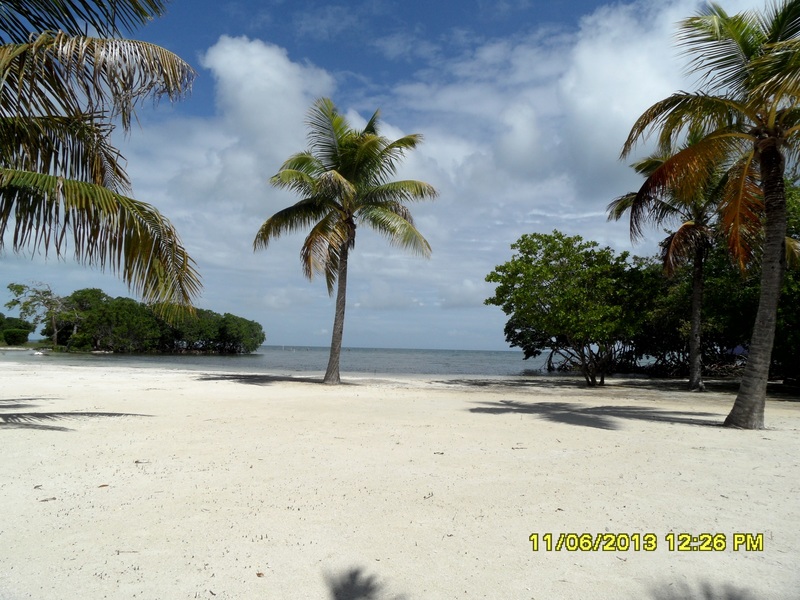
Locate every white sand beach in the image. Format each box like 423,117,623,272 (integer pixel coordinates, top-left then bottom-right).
1,361,798,599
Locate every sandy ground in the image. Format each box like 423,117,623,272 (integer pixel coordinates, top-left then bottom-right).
0,360,798,600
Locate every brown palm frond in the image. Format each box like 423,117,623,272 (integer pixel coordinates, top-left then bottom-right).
659,221,712,275
718,155,764,269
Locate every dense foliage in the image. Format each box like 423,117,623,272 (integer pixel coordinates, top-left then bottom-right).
486,229,800,385
485,231,657,385
0,313,34,345
9,286,265,354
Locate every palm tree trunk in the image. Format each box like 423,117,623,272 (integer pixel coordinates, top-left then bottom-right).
324,242,349,384
688,245,705,391
725,142,787,429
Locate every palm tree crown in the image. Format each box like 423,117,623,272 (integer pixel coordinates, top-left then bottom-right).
255,98,436,383
610,134,722,391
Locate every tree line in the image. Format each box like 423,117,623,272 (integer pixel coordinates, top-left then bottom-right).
486,225,799,387
3,284,265,355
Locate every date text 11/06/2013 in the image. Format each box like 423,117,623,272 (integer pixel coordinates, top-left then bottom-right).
529,532,764,552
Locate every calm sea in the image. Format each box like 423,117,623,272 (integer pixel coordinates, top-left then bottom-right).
0,345,543,377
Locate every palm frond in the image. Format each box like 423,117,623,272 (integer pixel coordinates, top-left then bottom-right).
306,97,348,171
660,221,712,275
362,108,380,136
748,37,800,96
0,167,201,312
606,192,636,223
372,134,424,183
317,170,355,208
0,32,195,130
0,114,131,192
620,92,755,159
253,196,334,251
269,164,318,198
761,0,800,44
358,204,431,258
299,213,347,293
678,4,763,94
360,180,437,206
0,0,168,43
718,153,764,269
786,235,800,268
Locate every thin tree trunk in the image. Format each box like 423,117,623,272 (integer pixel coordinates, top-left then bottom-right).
51,313,58,346
324,242,349,384
688,245,705,391
725,142,787,429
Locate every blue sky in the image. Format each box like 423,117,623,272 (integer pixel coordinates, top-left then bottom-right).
1,0,757,350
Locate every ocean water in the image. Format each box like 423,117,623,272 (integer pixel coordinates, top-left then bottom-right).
0,345,543,377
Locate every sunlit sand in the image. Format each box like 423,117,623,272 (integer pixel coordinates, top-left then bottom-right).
1,361,798,599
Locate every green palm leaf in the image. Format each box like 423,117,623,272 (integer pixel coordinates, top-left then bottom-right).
0,167,201,313
0,0,169,43
0,32,195,130
0,114,130,192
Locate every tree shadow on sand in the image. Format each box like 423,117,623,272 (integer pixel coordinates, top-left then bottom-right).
197,373,351,386
649,581,762,600
0,399,149,432
323,573,773,600
438,376,799,401
326,567,405,600
469,399,723,430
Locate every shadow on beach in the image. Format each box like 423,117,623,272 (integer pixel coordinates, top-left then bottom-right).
0,398,149,432
438,375,799,400
468,399,723,430
323,569,772,600
649,581,763,600
326,567,405,600
197,373,345,386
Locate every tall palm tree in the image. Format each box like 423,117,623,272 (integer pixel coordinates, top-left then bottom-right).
621,0,800,428
609,135,726,391
0,1,201,317
254,98,437,384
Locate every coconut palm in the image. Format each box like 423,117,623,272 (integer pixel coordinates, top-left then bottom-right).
0,1,201,317
620,0,800,428
609,135,727,391
254,98,437,384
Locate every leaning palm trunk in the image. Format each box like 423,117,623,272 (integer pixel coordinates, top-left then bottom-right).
725,141,787,429
324,242,349,384
688,245,705,391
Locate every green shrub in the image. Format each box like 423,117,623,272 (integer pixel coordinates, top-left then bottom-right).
3,329,30,346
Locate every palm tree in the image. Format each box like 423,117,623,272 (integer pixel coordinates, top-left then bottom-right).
620,0,800,428
254,98,436,384
0,1,201,317
609,135,725,391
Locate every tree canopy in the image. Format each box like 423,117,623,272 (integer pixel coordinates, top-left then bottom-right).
485,231,655,386
7,284,265,354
